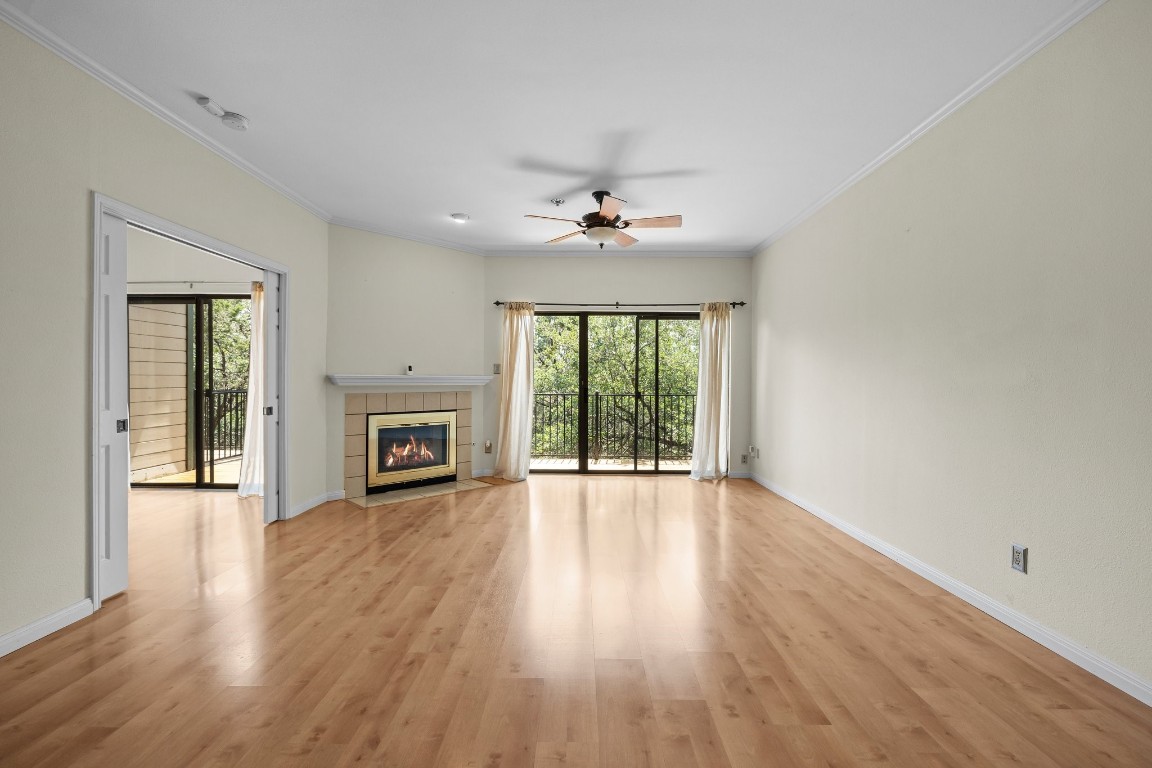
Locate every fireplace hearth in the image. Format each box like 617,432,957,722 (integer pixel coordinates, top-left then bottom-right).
367,410,457,492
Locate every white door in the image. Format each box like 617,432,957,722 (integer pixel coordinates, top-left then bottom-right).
263,270,283,524
95,211,129,600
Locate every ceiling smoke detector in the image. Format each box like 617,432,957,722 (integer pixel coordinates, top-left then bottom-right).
221,111,249,131
449,213,470,223
196,96,248,131
196,96,225,117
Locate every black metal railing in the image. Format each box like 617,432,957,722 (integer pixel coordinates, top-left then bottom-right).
532,392,696,465
533,392,580,459
206,388,248,461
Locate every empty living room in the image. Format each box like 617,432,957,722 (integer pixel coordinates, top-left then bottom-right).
1,0,1150,766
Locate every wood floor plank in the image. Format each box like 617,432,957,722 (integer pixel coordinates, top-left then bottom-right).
0,478,1149,767
594,658,662,767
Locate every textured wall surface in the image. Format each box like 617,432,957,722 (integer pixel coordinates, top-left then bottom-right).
0,19,329,636
752,0,1152,680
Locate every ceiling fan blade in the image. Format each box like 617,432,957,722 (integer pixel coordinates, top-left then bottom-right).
546,230,585,244
621,215,682,229
614,230,638,247
599,194,626,220
526,214,584,224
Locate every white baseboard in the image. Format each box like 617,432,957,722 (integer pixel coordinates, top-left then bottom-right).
0,599,94,658
288,490,345,519
473,469,494,478
728,470,752,479
751,474,1152,708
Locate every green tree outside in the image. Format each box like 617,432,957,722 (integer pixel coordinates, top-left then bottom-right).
207,298,251,453
210,298,251,390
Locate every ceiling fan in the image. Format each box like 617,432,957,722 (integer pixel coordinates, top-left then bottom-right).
525,190,682,249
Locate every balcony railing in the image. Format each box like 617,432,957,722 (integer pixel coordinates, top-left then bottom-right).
206,388,247,462
532,392,696,464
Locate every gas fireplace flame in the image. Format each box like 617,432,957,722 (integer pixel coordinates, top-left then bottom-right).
383,434,437,468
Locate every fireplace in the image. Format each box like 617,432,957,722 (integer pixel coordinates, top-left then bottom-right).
367,410,457,492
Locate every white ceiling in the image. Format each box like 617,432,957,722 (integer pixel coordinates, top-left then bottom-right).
3,0,1099,255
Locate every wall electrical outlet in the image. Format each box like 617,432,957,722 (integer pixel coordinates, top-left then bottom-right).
483,440,492,454
741,454,748,464
1011,544,1028,574
493,363,501,375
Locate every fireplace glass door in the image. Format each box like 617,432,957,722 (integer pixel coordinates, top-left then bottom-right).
367,411,457,491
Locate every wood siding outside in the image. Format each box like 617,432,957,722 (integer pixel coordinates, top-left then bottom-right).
128,303,189,481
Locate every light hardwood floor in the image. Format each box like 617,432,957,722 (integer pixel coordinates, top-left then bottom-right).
2,478,1150,767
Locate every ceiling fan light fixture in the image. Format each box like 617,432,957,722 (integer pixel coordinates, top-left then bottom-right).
527,191,681,248
585,226,617,246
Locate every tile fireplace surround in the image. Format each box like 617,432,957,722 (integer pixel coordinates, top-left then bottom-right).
343,391,473,500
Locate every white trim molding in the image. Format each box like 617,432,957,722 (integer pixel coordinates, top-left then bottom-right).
0,600,94,658
751,474,1152,708
289,490,346,519
327,374,494,387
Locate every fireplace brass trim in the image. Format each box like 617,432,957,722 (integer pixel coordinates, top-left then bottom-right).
367,410,457,488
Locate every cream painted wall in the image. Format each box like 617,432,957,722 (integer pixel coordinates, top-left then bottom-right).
0,20,329,637
324,226,487,489
128,226,263,294
482,255,753,476
752,0,1152,680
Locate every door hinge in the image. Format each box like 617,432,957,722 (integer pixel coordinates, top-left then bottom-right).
116,419,129,433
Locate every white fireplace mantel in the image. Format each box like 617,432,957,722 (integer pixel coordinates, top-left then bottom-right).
327,374,493,387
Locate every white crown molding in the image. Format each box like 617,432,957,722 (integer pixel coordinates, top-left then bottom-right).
485,249,753,259
329,218,488,256
0,2,330,222
2,0,1107,260
0,599,93,658
327,374,494,387
750,0,1109,256
750,473,1152,708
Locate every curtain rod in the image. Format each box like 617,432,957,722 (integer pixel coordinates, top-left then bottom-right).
493,300,745,308
127,280,253,285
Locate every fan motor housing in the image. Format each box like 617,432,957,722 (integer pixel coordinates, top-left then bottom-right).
581,212,621,228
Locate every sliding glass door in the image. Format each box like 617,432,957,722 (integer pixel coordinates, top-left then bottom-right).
128,295,251,488
532,312,699,473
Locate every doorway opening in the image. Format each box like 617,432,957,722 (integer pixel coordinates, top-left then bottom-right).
531,312,700,473
93,195,287,605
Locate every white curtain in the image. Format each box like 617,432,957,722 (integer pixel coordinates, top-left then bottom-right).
494,302,536,481
238,282,264,497
690,302,731,480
